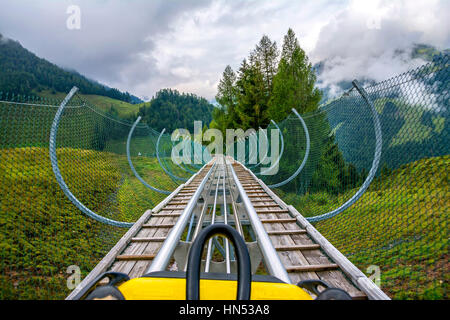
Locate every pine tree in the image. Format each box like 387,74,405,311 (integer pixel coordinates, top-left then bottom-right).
253,35,279,96
213,65,239,133
235,58,268,130
268,28,321,122
216,65,236,110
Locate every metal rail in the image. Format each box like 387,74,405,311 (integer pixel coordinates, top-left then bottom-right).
228,162,291,283
225,159,244,236
205,171,222,272
147,162,216,273
222,157,231,273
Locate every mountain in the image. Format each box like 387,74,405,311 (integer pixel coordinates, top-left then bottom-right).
0,33,142,104
412,44,450,61
314,44,449,104
0,33,215,131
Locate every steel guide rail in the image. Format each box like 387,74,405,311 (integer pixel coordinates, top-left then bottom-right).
229,160,292,284
68,156,389,300
147,162,217,273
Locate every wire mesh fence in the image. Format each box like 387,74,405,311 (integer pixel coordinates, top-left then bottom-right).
0,54,448,299
255,54,449,299
0,92,196,299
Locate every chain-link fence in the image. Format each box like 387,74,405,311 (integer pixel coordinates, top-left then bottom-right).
0,54,448,300
255,54,449,299
0,92,201,299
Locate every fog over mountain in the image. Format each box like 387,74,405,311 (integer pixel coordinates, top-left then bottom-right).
0,0,448,101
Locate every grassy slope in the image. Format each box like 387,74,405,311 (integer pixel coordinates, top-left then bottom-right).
373,98,445,147
0,147,183,299
0,145,446,299
278,155,449,299
34,89,143,118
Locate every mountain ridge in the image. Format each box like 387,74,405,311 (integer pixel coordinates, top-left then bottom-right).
0,33,143,104
314,43,449,104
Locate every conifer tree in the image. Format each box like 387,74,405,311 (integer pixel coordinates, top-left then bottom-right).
235,58,268,129
268,28,321,122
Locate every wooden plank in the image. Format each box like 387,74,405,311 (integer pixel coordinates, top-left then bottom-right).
260,218,297,223
255,203,319,282
241,167,370,298
252,204,281,208
126,215,176,278
248,194,272,198
142,223,175,228
64,209,154,300
285,264,339,272
243,168,380,299
288,206,389,300
275,244,321,251
151,213,181,218
125,164,212,279
242,169,370,299
116,254,156,261
256,209,290,214
109,211,179,276
161,206,187,210
131,237,166,242
250,198,274,201
267,230,307,235
89,171,200,286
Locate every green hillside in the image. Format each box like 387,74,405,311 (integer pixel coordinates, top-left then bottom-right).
278,155,449,299
0,142,446,299
0,34,216,130
35,89,143,118
0,147,182,299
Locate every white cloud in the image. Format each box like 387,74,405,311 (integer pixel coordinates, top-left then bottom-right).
0,0,448,101
312,0,450,97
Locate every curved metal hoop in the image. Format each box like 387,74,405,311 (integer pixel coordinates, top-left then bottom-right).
170,139,198,175
247,127,271,169
49,87,133,228
244,129,259,167
190,139,208,169
267,108,310,188
187,139,208,169
254,120,285,176
127,116,171,195
156,129,188,182
307,80,383,223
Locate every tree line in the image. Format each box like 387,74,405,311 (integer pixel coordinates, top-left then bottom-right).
211,28,321,133
138,88,214,133
211,29,365,195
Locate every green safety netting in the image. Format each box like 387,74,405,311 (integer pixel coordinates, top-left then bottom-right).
0,54,448,299
252,54,449,299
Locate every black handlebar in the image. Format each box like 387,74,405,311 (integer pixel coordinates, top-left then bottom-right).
186,224,252,300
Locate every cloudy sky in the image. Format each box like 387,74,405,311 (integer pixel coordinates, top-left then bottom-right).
0,0,449,101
